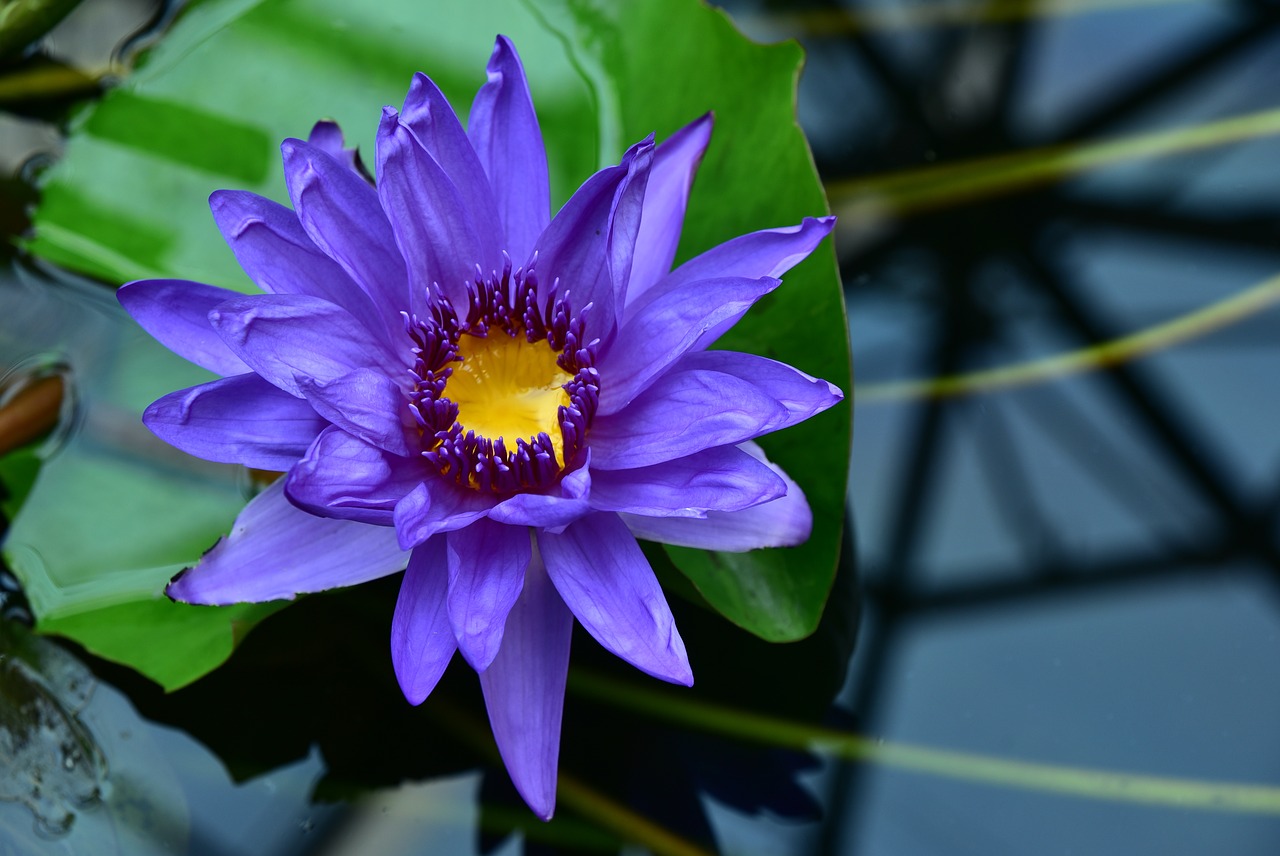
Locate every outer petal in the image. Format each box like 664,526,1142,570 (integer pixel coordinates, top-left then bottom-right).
468,35,549,264
117,279,249,376
209,293,394,397
478,547,572,820
675,350,844,428
143,373,325,471
392,480,494,550
652,215,836,300
588,445,785,517
446,519,530,671
594,274,780,416
285,426,423,524
167,480,408,604
209,190,385,335
625,216,836,348
391,537,456,705
281,138,408,322
619,441,813,551
624,113,713,306
531,136,654,338
298,368,413,457
589,369,788,469
539,512,692,686
377,106,493,313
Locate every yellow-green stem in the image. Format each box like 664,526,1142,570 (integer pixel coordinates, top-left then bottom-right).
570,670,1280,815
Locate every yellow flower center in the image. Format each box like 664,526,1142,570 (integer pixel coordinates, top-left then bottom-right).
448,331,573,463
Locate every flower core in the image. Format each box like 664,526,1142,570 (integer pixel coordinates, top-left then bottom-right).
404,259,601,494
449,331,572,463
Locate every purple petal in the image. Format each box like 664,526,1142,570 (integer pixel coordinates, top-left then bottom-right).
468,35,549,264
285,426,423,524
590,367,787,468
209,293,395,397
392,480,493,550
628,216,836,349
307,120,362,174
657,215,836,296
117,279,249,376
298,368,413,456
539,512,692,686
624,114,713,306
376,106,495,313
281,138,408,321
167,479,408,604
531,136,654,338
143,373,325,471
588,445,785,517
400,72,502,261
209,190,386,336
445,519,530,671
487,463,591,533
478,548,572,820
619,441,813,550
675,350,844,427
594,276,780,416
604,138,653,323
391,537,456,705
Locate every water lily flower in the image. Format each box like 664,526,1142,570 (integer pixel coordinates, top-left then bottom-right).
117,35,842,819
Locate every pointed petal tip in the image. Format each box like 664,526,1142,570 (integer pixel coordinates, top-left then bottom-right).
507,758,559,822
394,669,430,706
279,137,305,159
163,568,192,603
648,649,694,687
529,795,556,822
207,187,233,212
488,34,524,71
165,555,269,607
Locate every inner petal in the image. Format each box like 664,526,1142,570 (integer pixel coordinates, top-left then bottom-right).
449,331,572,459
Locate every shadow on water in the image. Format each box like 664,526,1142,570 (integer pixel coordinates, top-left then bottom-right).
723,0,1280,853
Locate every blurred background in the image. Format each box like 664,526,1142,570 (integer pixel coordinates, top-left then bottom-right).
4,0,1280,853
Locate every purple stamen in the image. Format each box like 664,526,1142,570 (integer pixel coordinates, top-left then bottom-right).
404,259,600,494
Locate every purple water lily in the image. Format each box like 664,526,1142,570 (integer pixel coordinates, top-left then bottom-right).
117,35,841,818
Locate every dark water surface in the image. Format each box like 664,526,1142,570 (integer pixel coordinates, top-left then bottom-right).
5,0,1280,853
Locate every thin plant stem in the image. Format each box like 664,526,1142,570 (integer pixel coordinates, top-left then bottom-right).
856,269,1280,403
570,670,1280,815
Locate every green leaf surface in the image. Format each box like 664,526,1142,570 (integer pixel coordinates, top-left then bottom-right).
538,0,852,640
23,0,850,687
0,273,266,690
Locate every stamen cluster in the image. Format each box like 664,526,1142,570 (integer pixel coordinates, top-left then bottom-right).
404,257,600,493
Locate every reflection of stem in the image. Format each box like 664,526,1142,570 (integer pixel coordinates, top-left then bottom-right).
555,773,714,856
0,62,101,103
827,106,1280,217
0,375,62,457
570,670,1280,815
856,269,1280,403
430,701,715,856
749,0,1206,33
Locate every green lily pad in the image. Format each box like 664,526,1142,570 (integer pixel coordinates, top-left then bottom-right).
0,272,279,690
539,0,851,640
21,0,850,689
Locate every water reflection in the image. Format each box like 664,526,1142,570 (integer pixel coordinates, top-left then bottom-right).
738,0,1280,852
